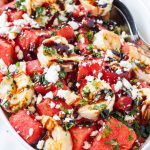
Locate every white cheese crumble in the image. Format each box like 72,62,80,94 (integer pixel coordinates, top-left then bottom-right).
114,80,122,92
85,76,94,82
45,65,60,84
90,130,99,137
36,140,45,150
68,21,79,30
116,69,122,75
124,115,135,122
49,101,55,109
98,72,103,79
83,141,91,149
9,65,17,73
120,61,132,71
57,89,78,105
36,94,43,104
28,128,34,137
53,114,60,121
0,12,10,28
122,78,132,90
15,46,24,60
44,91,54,99
19,62,26,72
0,58,7,74
59,14,68,22
76,82,80,87
65,0,77,13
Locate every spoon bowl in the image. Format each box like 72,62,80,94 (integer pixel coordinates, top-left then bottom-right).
111,0,150,49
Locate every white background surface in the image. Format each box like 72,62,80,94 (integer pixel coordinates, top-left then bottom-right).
0,0,150,150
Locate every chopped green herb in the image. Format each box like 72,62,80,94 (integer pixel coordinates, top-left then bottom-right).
15,0,26,10
3,101,10,108
43,46,57,56
92,104,107,110
105,139,118,145
56,81,64,89
105,139,120,150
64,120,75,130
35,7,44,18
60,104,69,114
86,31,93,41
16,62,20,67
49,31,56,36
79,99,88,106
41,74,49,85
87,44,94,52
102,125,112,138
59,70,66,79
128,135,133,141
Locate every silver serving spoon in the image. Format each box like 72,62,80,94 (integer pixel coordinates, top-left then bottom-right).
110,0,150,51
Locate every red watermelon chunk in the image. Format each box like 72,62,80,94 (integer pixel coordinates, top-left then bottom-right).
7,10,24,22
90,118,137,150
26,60,44,76
57,25,75,40
16,29,50,58
0,38,16,66
70,126,96,150
9,110,44,145
77,59,103,81
37,98,71,117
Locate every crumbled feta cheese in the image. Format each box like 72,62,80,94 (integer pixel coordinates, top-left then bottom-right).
116,69,122,75
0,58,7,74
15,46,23,60
45,65,60,83
19,62,26,72
49,101,55,109
80,37,85,44
64,117,72,123
53,18,59,26
65,0,77,13
36,94,43,104
106,50,114,58
44,91,54,99
29,128,34,137
120,61,132,71
97,19,103,24
131,87,139,99
122,78,132,89
98,72,103,79
105,95,112,101
55,104,60,109
0,12,10,27
37,140,45,150
124,115,135,122
76,82,80,87
68,21,79,30
57,89,78,105
22,13,39,28
59,14,68,22
114,80,122,92
9,65,17,73
90,130,99,136
83,141,91,149
53,114,60,121
85,76,94,82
